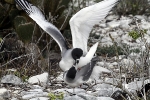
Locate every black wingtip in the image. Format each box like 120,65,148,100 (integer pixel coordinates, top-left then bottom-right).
15,0,32,15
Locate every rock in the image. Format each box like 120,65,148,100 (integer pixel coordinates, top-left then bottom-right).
120,23,130,30
97,89,113,97
56,72,63,82
125,81,143,93
11,97,18,100
28,72,48,86
111,62,118,66
93,83,112,90
134,15,147,20
139,19,150,30
29,97,49,100
54,88,86,96
21,90,48,100
78,93,99,100
120,17,132,29
105,78,118,85
1,74,22,85
31,85,44,89
147,30,150,35
11,97,19,100
106,15,119,21
78,92,115,100
99,23,107,28
64,95,84,100
97,62,104,66
101,37,112,45
0,88,11,99
96,97,114,100
106,20,120,28
120,58,134,69
121,34,132,43
111,90,128,100
109,32,119,38
90,66,111,80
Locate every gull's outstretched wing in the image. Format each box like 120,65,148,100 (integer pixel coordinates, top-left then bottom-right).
15,0,69,55
70,0,118,55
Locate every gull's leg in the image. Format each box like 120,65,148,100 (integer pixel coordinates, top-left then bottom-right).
93,79,97,85
73,87,75,94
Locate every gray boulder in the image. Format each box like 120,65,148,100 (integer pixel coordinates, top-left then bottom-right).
1,74,22,85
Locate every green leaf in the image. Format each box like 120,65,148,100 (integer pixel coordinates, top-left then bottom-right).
16,22,34,43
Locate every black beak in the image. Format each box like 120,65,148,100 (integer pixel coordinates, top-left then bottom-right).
75,59,79,64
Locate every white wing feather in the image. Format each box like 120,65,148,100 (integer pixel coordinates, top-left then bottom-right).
70,0,118,55
76,42,99,69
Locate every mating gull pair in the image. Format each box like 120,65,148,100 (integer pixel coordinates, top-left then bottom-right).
15,0,118,87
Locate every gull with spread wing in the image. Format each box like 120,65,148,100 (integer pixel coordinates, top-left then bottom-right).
15,0,118,82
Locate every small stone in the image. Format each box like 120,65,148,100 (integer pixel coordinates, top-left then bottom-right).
97,97,115,100
29,97,49,100
106,21,120,28
0,88,11,99
11,97,18,100
1,74,22,85
78,93,98,100
111,90,127,100
22,91,48,99
28,72,48,87
64,95,84,100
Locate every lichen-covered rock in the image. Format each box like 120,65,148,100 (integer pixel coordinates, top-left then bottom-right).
1,74,22,85
28,72,48,87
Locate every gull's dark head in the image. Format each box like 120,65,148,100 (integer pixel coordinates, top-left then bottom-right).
71,48,83,63
66,66,77,79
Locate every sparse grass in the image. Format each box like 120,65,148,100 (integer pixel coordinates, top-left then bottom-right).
0,31,61,82
48,92,64,100
128,29,147,40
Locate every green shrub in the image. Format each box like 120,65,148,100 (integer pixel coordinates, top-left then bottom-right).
97,45,124,57
48,92,64,100
128,29,147,40
128,30,141,40
97,44,140,57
